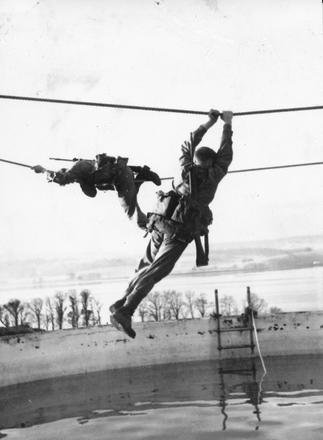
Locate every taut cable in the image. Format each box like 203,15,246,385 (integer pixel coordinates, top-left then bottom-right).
1,94,323,116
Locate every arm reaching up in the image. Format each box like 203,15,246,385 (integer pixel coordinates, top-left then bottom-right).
211,110,233,179
179,108,220,174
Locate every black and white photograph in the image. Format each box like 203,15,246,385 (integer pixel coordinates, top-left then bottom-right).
0,0,323,438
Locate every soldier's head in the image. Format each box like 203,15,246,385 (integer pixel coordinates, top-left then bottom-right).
194,147,217,169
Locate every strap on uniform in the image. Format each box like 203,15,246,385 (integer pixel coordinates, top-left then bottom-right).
194,232,209,267
189,149,210,266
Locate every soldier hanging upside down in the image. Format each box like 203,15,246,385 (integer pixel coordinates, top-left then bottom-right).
109,109,234,339
32,155,161,228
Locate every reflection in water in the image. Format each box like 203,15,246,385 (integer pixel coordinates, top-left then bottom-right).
218,357,265,431
1,355,323,439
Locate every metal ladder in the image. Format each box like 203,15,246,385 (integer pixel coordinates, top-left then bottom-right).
214,288,263,430
214,286,255,355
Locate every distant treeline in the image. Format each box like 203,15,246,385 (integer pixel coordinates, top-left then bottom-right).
0,288,280,334
0,290,101,332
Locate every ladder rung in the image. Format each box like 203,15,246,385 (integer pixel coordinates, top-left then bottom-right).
220,344,254,350
216,327,253,333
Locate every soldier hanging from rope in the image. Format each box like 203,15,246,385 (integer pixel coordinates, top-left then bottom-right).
110,109,233,338
32,155,161,228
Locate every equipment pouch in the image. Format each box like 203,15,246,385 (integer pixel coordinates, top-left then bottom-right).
153,190,181,219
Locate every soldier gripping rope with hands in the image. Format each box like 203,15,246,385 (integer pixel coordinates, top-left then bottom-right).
110,109,233,338
2,94,323,341
0,107,232,339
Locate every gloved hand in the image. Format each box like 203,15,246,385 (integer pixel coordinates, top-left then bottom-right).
208,109,220,122
32,165,46,174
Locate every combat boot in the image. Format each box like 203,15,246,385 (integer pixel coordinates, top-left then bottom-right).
110,309,136,339
135,166,161,186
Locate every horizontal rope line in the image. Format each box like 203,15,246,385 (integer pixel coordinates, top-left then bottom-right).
47,158,323,175
159,161,323,180
0,94,323,116
0,94,207,115
228,161,323,174
0,158,33,169
1,158,323,177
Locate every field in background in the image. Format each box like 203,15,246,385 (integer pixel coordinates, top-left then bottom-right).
1,235,322,324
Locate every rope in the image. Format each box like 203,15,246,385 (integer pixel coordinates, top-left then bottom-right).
157,161,323,181
0,158,33,169
251,311,267,431
2,157,323,180
234,106,323,116
0,94,208,115
0,94,323,116
228,161,323,174
251,312,267,375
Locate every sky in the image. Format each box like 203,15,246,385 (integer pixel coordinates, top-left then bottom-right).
0,0,322,261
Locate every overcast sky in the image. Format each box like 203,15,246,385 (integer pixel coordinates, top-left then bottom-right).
0,0,322,261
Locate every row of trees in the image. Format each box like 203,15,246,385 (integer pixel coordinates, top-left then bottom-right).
136,290,280,322
137,291,210,322
0,289,102,331
0,288,281,331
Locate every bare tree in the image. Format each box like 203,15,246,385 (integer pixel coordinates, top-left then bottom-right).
220,295,239,316
248,293,268,315
164,290,185,320
19,302,30,326
80,289,92,327
45,297,55,331
44,313,50,331
55,292,67,330
0,306,10,328
91,297,102,326
146,291,163,322
67,291,80,328
194,293,208,318
161,293,172,321
185,291,196,319
29,298,44,329
137,299,149,322
4,299,23,327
